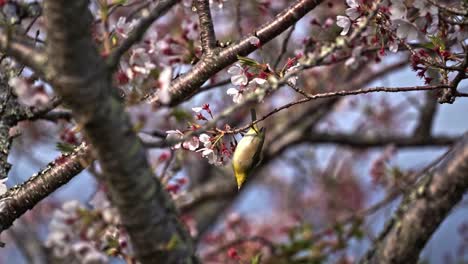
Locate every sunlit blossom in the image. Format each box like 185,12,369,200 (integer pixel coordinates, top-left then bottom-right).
336,15,351,36
228,63,248,86
345,0,360,20
227,87,243,103
115,17,138,39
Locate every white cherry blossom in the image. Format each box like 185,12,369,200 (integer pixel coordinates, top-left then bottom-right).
395,20,420,41
199,133,212,148
115,17,138,39
183,136,200,151
345,0,360,20
0,178,7,196
192,107,203,112
227,87,243,103
158,66,172,104
228,63,248,86
337,15,352,36
166,130,184,149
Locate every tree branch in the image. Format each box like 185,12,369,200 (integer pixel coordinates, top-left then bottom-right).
360,133,468,264
0,143,90,235
147,0,324,105
289,132,457,149
43,1,197,263
195,0,216,54
413,91,438,138
229,84,451,134
0,30,46,75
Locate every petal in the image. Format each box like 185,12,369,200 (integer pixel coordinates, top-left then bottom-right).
227,65,242,75
192,107,203,112
336,16,351,35
199,133,211,143
346,0,359,8
346,8,360,20
227,87,239,95
233,93,243,104
389,41,399,53
0,182,6,196
252,78,267,85
231,74,248,86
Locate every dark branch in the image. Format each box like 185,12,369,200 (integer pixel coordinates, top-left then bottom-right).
43,0,197,262
292,133,457,149
0,144,90,235
413,91,438,138
360,133,468,264
195,0,216,54
0,30,46,75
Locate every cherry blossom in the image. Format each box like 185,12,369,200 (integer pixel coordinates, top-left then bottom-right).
114,17,138,39
388,40,399,53
157,66,172,104
166,130,184,149
284,64,301,86
395,20,420,41
389,0,407,20
337,15,352,36
210,0,227,9
129,48,156,76
0,178,6,195
183,136,200,151
227,87,244,103
345,0,360,20
345,46,366,69
228,63,248,86
199,133,212,148
197,147,220,165
192,107,203,112
413,1,438,17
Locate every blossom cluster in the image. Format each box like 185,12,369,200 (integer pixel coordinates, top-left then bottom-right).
333,0,467,78
45,199,122,263
111,14,202,102
166,103,235,166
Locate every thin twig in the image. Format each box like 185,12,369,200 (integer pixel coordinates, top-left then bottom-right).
273,25,295,69
228,84,451,134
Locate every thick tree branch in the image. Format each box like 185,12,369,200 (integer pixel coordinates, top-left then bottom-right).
413,91,438,138
195,0,216,54
147,0,324,105
360,133,468,264
0,143,90,234
43,1,197,263
0,30,46,74
107,0,180,70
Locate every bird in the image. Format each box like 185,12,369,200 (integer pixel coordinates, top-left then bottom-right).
231,109,265,190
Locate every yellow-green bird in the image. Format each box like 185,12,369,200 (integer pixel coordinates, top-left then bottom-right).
232,109,265,190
